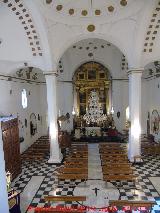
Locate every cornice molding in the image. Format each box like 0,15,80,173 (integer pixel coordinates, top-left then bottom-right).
127,68,144,75
43,71,58,77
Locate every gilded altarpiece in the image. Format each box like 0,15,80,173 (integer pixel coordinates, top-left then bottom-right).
74,62,110,118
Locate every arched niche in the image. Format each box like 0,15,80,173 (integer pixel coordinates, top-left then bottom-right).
30,113,37,136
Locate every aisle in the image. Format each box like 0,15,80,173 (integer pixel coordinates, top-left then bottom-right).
88,143,103,180
74,143,120,212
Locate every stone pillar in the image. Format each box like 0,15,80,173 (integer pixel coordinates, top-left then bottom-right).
128,68,143,161
0,123,9,212
45,72,62,164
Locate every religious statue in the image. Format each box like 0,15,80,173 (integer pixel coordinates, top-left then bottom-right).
58,112,71,132
6,171,11,191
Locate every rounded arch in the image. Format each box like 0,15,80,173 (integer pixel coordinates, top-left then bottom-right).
55,33,131,70
143,56,160,69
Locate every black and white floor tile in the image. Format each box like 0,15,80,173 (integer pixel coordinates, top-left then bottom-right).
11,144,160,213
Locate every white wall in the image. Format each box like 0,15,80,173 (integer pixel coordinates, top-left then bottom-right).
141,77,160,136
112,80,129,132
0,78,47,153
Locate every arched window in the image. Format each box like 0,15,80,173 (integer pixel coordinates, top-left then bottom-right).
22,89,27,109
126,106,129,120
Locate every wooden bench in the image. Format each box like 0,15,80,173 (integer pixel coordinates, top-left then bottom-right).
102,168,133,175
109,200,156,212
57,167,88,174
57,173,88,183
65,158,88,163
102,159,129,163
101,153,127,157
64,161,87,166
34,196,86,213
103,174,138,185
44,195,86,202
102,163,132,167
100,150,127,154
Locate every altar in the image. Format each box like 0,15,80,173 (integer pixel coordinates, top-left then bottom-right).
85,127,101,137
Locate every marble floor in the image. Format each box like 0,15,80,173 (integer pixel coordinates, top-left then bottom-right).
12,143,160,213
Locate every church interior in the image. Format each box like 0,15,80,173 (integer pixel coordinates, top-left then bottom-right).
1,0,160,212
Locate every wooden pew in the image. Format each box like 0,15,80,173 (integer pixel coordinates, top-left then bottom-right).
103,174,138,185
102,165,132,170
65,158,88,163
102,168,133,175
101,156,128,161
35,196,86,213
102,163,132,167
64,164,87,168
57,173,88,183
44,196,86,202
109,200,156,212
101,153,128,157
102,159,129,164
100,150,127,154
57,167,88,174
64,161,87,166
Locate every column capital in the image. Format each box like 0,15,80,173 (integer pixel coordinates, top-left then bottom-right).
43,71,58,77
127,68,144,75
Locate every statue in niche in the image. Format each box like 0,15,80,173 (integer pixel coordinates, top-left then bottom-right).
58,112,71,132
30,113,37,136
151,110,159,134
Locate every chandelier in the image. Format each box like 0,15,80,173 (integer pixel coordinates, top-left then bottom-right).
83,90,107,125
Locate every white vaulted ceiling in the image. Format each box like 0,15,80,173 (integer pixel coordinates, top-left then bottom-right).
37,0,146,26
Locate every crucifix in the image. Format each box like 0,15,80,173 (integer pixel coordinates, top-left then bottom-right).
92,187,100,196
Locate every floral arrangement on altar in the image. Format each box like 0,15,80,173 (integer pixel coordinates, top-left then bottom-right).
90,129,97,137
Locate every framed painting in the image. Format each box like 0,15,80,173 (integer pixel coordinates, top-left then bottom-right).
88,70,96,80
151,110,160,134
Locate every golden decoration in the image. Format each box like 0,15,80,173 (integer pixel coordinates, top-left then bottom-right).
95,9,101,15
120,0,127,6
56,5,63,11
108,6,114,12
46,0,52,4
82,10,88,16
87,24,96,32
69,8,74,15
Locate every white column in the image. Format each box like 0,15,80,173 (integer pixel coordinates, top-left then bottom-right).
0,123,9,212
45,72,63,164
128,68,143,161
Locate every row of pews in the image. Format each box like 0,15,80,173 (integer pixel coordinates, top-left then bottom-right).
34,196,155,213
141,134,160,155
99,143,138,185
33,141,156,212
56,144,88,184
21,136,50,161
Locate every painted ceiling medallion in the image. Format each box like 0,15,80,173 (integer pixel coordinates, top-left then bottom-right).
56,5,63,11
69,8,74,15
95,10,101,15
87,24,95,32
120,0,128,6
108,6,114,12
46,0,52,4
82,10,88,16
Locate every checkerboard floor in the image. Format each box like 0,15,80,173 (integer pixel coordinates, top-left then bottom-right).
11,147,160,213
